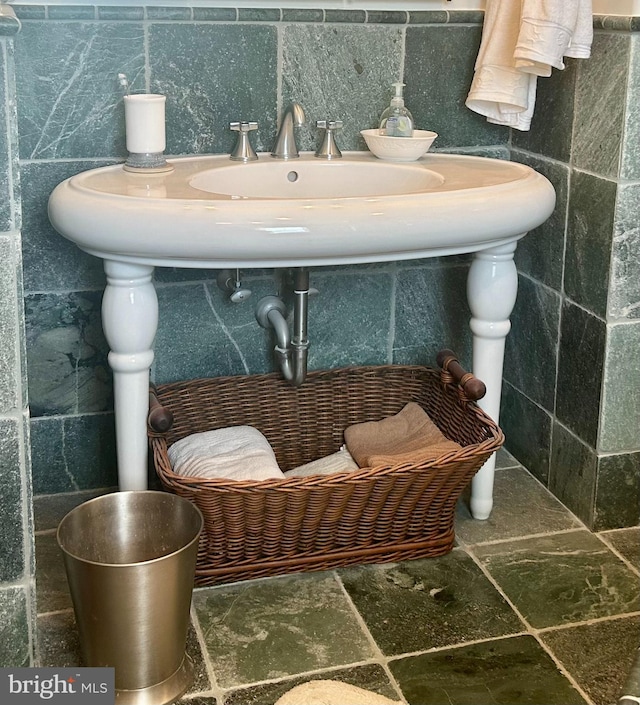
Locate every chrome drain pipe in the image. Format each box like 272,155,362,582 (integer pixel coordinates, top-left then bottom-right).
255,268,310,387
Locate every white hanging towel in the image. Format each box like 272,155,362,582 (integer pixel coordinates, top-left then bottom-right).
466,0,593,131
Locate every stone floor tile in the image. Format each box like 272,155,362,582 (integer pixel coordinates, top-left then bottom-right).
456,467,582,545
474,531,640,628
193,572,374,688
35,532,72,613
33,489,112,532
599,527,640,569
37,611,79,667
177,698,217,705
540,615,640,705
223,663,398,705
338,551,523,656
184,626,213,697
495,448,520,469
389,635,587,705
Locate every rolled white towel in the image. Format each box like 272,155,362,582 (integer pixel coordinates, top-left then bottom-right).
168,426,284,481
284,447,359,479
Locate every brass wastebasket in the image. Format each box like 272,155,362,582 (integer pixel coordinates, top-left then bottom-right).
57,491,203,705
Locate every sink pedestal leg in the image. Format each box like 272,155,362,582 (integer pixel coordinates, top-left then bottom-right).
467,241,518,520
102,260,158,491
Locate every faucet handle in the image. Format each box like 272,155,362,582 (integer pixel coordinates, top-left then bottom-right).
316,120,343,131
315,120,343,159
230,121,258,132
229,121,258,162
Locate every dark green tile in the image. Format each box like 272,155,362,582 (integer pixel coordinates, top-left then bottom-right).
600,321,640,452
549,422,597,527
541,616,640,705
237,8,280,22
556,301,606,449
511,152,569,292
0,239,21,412
33,489,110,532
475,531,640,628
324,10,366,24
153,267,221,284
339,553,523,656
97,6,145,21
393,265,472,370
408,11,448,24
25,291,111,417
595,452,640,531
146,7,191,21
573,33,629,179
367,11,407,24
15,21,144,160
622,35,640,180
193,573,374,688
176,697,216,705
183,625,212,697
35,532,71,614
0,417,25,582
0,43,14,230
282,24,403,152
511,59,576,163
37,611,80,667
30,414,117,495
505,275,560,411
20,160,110,292
192,8,236,22
405,26,508,149
48,6,96,20
154,281,273,384
600,527,640,566
456,466,581,545
0,586,31,667
500,382,552,485
609,184,640,320
13,6,47,20
495,448,519,469
281,9,323,23
308,271,391,370
446,11,485,24
224,664,399,705
389,635,586,705
149,23,277,155
565,170,616,318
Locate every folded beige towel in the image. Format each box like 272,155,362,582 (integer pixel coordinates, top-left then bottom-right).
168,426,284,481
344,402,462,468
275,680,402,705
284,447,359,478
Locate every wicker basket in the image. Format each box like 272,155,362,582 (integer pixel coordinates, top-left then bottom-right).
149,361,503,586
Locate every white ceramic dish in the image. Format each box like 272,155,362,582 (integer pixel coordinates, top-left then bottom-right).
360,128,438,162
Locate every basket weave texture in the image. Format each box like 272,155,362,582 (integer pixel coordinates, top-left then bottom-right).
150,365,504,586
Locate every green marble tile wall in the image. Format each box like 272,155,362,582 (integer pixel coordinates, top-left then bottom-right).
507,26,640,530
0,21,36,668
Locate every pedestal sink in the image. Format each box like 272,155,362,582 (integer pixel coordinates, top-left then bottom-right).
49,151,555,519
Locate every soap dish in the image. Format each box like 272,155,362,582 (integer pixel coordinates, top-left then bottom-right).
360,128,438,162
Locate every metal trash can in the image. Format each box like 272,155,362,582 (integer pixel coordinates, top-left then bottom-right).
57,491,203,705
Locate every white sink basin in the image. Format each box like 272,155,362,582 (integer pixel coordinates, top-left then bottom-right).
190,158,445,199
48,151,555,268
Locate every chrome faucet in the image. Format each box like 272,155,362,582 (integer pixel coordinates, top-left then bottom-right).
271,103,305,159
